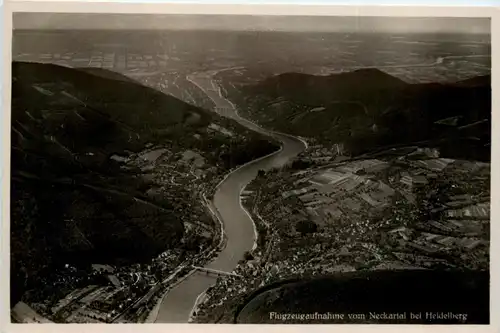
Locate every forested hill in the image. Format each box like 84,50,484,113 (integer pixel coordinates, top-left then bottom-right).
10,61,278,305
241,69,490,161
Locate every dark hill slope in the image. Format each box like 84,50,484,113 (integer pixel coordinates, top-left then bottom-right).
75,67,140,84
11,62,188,305
236,270,489,324
241,70,490,160
12,61,213,150
13,61,278,166
248,68,407,106
453,74,490,88
10,62,278,306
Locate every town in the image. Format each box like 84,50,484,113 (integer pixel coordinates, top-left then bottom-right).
12,141,238,323
11,26,491,324
192,143,490,323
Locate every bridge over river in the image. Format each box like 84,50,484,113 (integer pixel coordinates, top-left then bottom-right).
192,266,242,278
154,69,306,323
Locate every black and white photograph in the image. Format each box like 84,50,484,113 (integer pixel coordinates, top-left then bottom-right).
8,9,491,325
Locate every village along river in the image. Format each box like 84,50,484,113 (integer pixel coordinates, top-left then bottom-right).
154,73,306,322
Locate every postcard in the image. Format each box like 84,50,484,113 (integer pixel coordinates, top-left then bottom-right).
2,2,497,332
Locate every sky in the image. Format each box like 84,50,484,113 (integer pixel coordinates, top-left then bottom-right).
13,13,490,34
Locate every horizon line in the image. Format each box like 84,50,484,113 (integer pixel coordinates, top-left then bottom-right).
12,28,492,35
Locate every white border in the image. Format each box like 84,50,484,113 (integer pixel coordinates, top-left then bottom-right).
5,2,498,16
2,3,499,333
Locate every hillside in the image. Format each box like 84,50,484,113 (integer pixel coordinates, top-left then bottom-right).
239,69,490,160
248,69,407,105
75,67,140,84
236,270,489,324
194,150,490,324
10,61,279,307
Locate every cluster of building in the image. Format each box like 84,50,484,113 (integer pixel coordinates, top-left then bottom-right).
33,240,219,324
195,145,490,323
20,137,240,323
278,159,398,232
305,144,347,163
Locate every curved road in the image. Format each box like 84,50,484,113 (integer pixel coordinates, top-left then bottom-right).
155,74,306,323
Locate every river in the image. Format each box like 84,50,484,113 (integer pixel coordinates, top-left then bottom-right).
154,72,306,323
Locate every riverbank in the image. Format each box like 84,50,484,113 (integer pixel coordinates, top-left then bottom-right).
144,192,227,323
150,140,288,323
152,71,307,323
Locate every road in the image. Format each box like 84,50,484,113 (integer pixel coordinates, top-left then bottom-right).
154,71,306,323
